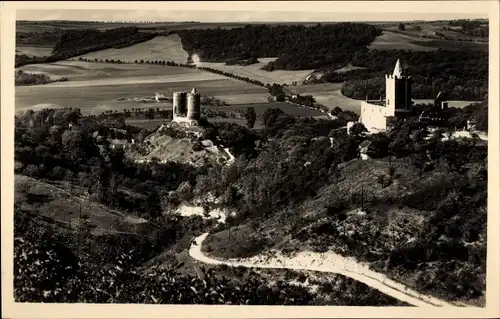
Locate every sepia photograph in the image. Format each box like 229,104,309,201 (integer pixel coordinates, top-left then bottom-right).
1,1,499,318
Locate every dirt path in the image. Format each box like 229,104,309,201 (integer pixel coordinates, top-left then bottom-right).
189,233,460,308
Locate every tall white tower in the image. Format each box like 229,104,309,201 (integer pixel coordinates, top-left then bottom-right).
385,59,412,116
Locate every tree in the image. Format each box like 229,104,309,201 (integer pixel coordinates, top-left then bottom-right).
349,123,367,136
398,23,405,31
262,108,285,128
244,107,257,129
145,108,155,120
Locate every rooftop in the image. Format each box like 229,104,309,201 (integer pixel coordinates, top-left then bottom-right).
393,58,403,77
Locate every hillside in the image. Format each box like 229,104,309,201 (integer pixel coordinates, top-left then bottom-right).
129,123,235,167
195,112,488,306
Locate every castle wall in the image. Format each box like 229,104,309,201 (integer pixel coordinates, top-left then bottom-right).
360,101,389,132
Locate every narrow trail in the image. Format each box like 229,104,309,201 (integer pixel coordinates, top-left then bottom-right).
189,233,460,308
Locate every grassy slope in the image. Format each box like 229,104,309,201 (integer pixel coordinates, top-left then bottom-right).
15,174,153,236
203,157,486,306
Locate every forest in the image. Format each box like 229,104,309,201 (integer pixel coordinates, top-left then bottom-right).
15,27,157,67
333,49,488,101
176,23,382,70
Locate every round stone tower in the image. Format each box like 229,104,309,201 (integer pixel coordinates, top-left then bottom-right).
173,91,187,118
187,87,201,122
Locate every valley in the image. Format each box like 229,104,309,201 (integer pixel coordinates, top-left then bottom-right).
12,17,489,308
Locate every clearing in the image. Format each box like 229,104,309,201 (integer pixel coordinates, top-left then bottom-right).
77,35,189,65
196,57,314,86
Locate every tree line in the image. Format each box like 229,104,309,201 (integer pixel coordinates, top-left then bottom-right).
15,27,157,68
176,23,382,70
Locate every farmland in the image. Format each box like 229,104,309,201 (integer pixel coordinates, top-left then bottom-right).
17,61,328,117
196,58,315,86
77,34,189,64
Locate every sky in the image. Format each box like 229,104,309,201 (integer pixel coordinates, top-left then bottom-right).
14,2,490,22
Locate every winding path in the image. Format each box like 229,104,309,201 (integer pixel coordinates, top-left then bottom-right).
189,233,459,308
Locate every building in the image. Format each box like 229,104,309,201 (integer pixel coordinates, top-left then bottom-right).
172,87,201,126
358,59,413,133
418,91,449,127
358,140,374,160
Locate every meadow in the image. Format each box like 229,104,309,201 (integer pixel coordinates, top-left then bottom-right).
77,35,189,64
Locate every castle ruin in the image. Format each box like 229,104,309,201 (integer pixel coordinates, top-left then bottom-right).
172,87,201,126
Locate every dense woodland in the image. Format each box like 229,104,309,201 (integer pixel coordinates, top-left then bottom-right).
177,23,382,70
335,49,488,101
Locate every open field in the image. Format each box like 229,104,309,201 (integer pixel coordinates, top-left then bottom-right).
77,35,189,64
15,61,272,114
369,31,488,51
196,58,315,85
16,79,269,115
15,45,53,57
17,60,202,80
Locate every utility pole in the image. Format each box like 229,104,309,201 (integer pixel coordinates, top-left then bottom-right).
361,186,364,211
